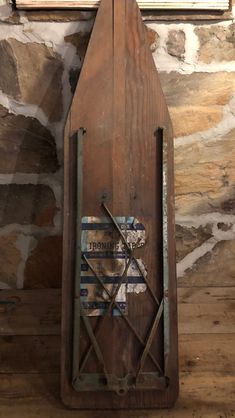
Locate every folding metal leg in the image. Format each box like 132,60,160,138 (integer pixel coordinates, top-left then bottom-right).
71,126,170,395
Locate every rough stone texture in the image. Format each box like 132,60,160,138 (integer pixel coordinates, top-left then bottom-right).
0,7,234,293
0,11,21,24
24,235,62,288
0,40,19,99
169,105,223,138
217,222,233,232
146,27,160,52
175,129,235,216
0,39,63,122
220,129,235,187
160,71,235,140
0,4,21,24
196,23,235,64
0,235,21,288
160,72,235,107
64,32,91,61
178,240,235,287
0,185,57,227
176,224,213,262
0,105,59,173
26,10,95,21
166,30,185,59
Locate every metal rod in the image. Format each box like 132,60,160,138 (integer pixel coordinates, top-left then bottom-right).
72,128,86,384
79,256,133,373
80,304,109,380
160,127,170,376
83,255,162,374
102,203,160,306
136,299,164,378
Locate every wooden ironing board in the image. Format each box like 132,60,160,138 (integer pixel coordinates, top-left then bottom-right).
62,0,178,409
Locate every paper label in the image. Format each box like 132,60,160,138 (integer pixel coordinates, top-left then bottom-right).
80,217,147,316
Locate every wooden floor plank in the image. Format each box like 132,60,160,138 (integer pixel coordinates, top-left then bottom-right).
0,289,234,415
0,289,60,336
178,303,235,334
0,334,234,374
0,373,58,401
178,287,235,304
1,289,235,335
178,275,235,288
0,401,234,418
0,373,234,416
0,336,60,373
179,334,235,374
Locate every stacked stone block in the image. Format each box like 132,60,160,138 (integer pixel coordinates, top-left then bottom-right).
0,1,234,289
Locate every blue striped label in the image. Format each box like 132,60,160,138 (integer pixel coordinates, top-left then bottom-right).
80,276,145,284
80,216,146,317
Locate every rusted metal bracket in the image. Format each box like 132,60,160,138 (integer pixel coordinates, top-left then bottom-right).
72,128,86,384
82,253,163,375
136,299,164,379
74,372,167,395
160,127,171,376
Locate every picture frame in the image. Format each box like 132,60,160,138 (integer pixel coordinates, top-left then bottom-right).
14,0,230,10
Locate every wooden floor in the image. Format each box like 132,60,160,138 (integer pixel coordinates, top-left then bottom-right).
0,279,234,417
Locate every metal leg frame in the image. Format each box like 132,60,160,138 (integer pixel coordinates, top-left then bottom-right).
72,127,170,395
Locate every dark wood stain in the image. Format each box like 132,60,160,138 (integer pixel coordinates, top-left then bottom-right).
62,0,178,409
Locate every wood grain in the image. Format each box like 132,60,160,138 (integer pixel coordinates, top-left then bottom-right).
142,9,233,20
0,289,60,336
0,287,233,415
178,287,235,304
15,0,230,10
179,303,235,334
179,334,235,374
0,289,234,335
178,274,235,288
0,401,234,418
62,0,178,409
0,333,234,374
0,336,60,373
0,373,234,416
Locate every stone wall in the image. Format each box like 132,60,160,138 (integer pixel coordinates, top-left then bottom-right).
0,1,234,289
